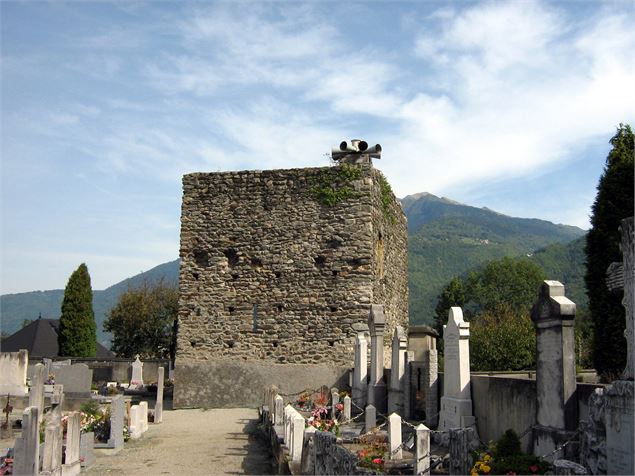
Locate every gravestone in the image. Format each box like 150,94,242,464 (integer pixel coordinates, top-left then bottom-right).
0,350,28,396
29,363,46,424
41,384,64,476
603,381,634,475
95,395,125,451
368,304,387,413
388,413,402,460
388,326,407,415
130,355,144,388
50,360,71,375
55,364,92,397
155,367,165,424
438,307,475,431
531,281,577,461
352,327,369,409
448,427,477,475
62,411,81,476
416,423,431,476
365,404,376,431
139,401,149,433
129,404,142,439
408,325,439,425
607,217,634,380
13,406,39,476
274,395,284,426
579,388,606,474
331,389,339,419
291,414,304,463
80,431,95,468
602,217,635,475
343,395,351,421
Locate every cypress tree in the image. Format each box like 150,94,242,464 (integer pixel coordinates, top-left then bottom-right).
585,123,634,380
58,263,97,357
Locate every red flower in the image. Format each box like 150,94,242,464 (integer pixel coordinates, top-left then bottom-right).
529,464,539,473
372,458,383,464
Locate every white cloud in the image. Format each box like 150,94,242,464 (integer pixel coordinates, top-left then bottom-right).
385,0,635,198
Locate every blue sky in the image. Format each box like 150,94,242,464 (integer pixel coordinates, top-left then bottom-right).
1,0,634,294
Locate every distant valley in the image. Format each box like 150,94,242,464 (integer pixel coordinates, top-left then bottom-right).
0,192,586,346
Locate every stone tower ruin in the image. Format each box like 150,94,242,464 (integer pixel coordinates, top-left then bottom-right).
174,160,408,408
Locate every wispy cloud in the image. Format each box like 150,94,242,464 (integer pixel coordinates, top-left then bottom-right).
2,0,634,292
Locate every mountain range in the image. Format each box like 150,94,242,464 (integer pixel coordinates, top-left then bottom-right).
0,192,586,346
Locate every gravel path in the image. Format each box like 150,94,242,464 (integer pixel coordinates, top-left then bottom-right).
83,408,273,475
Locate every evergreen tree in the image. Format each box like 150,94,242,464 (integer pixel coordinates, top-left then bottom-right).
58,263,96,357
585,123,634,380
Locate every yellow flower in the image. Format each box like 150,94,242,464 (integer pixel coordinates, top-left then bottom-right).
471,472,478,476
481,464,491,474
484,454,492,462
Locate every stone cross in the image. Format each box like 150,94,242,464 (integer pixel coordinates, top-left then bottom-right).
416,423,431,476
388,325,407,415
388,413,402,460
155,367,165,424
352,328,369,409
130,355,144,387
531,280,577,459
368,304,387,413
13,406,39,476
62,411,81,476
438,307,475,431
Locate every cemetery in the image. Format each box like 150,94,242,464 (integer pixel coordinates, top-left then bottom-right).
0,148,632,475
0,353,168,474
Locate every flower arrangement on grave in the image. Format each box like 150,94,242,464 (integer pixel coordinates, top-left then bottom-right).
306,406,339,435
123,425,131,442
356,430,387,472
470,430,551,475
356,446,385,471
79,401,111,442
295,391,312,411
45,373,55,385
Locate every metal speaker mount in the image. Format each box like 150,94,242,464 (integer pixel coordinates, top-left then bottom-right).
331,139,382,163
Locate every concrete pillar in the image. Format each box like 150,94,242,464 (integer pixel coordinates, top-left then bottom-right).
531,280,577,460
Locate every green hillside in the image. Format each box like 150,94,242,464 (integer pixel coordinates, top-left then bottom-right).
529,236,587,309
0,259,179,346
404,193,585,324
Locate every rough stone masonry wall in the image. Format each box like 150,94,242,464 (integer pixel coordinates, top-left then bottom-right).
370,168,409,350
175,163,407,407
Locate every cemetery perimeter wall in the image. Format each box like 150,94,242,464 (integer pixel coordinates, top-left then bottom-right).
26,357,170,384
466,375,604,453
174,361,350,408
175,164,407,408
